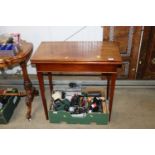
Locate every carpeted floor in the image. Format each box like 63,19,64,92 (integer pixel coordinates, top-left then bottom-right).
0,88,155,129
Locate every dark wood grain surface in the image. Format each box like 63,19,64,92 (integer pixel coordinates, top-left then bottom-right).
103,26,142,79
31,41,122,64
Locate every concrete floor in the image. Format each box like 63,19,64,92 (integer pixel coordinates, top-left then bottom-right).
0,88,155,129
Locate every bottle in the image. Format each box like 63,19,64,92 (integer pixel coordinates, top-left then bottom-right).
89,97,99,112
0,99,3,109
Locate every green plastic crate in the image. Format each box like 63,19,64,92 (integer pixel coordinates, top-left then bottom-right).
49,88,109,125
48,98,109,125
49,110,109,125
0,96,20,124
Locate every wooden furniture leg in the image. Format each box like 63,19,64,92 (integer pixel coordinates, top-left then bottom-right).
20,62,38,120
101,73,110,100
48,72,53,95
109,74,117,121
37,72,48,120
106,75,111,100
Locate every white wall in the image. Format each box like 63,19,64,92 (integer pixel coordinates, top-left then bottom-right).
0,26,103,74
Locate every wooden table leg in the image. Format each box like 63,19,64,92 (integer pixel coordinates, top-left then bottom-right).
109,73,117,121
20,62,38,120
106,75,111,100
101,73,110,100
48,72,53,95
37,72,48,120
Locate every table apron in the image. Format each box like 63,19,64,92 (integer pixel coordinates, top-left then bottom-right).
35,63,118,73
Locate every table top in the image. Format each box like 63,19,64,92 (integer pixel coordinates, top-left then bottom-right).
0,41,33,68
31,41,122,65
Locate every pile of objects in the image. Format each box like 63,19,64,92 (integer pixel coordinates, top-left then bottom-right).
0,88,20,124
0,33,21,57
51,91,106,116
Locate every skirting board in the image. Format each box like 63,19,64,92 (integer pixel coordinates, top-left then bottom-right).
0,79,155,88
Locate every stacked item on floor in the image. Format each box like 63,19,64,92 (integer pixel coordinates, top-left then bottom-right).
0,33,21,57
0,88,20,124
49,87,109,125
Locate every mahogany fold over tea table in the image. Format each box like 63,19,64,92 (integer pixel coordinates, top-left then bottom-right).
31,41,122,121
